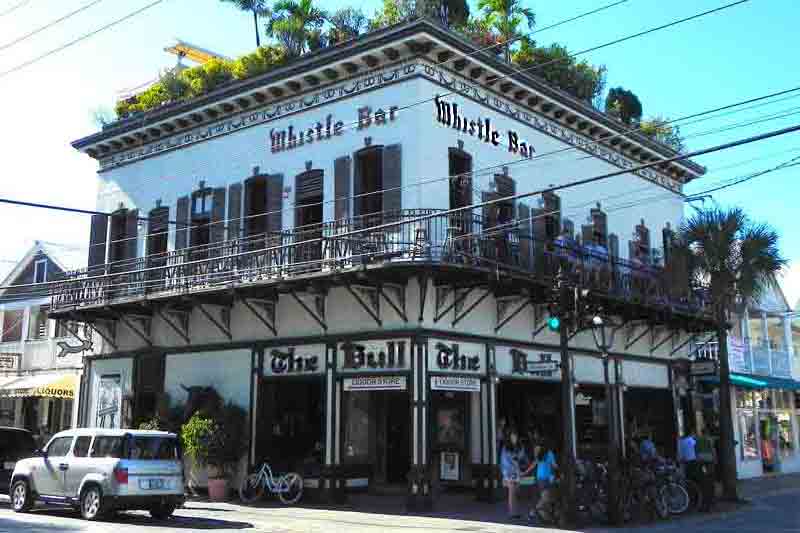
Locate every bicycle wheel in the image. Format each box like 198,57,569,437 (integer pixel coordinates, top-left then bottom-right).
661,482,689,515
239,473,265,504
278,473,303,505
652,487,669,520
684,479,703,512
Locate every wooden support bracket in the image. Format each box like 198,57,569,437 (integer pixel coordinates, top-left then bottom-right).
290,290,327,331
453,288,491,327
195,302,232,340
240,297,277,337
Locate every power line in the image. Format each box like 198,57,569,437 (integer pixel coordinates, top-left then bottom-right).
0,0,106,53
3,121,797,292
0,0,29,18
0,0,166,79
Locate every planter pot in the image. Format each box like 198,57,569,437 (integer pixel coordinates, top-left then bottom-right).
208,478,228,501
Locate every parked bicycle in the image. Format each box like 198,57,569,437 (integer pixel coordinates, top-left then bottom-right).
620,463,669,522
239,462,303,505
653,461,691,515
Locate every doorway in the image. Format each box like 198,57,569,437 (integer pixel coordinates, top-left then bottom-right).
384,392,410,485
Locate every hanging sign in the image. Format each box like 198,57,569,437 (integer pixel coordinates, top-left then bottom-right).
431,375,481,392
0,354,19,370
727,336,747,373
690,360,718,376
263,345,325,376
343,375,406,391
338,340,411,372
428,340,485,374
495,346,561,379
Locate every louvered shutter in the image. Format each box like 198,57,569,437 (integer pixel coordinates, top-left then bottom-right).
482,192,499,230
608,233,620,259
175,196,190,250
295,170,323,202
211,187,226,243
335,156,351,222
382,144,402,227
87,214,108,272
227,183,242,242
353,152,364,218
581,224,594,245
266,174,283,235
125,209,139,260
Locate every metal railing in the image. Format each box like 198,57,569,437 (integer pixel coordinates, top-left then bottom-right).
50,209,711,318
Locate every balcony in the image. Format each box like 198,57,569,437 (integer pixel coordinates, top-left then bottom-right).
49,209,712,323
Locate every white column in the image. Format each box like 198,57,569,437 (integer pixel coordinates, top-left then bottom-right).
763,312,773,375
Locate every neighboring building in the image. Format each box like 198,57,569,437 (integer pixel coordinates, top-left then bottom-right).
690,284,800,479
0,242,94,446
54,17,713,504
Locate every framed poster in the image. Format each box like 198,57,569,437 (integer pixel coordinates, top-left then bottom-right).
436,405,465,448
440,451,460,481
96,374,122,429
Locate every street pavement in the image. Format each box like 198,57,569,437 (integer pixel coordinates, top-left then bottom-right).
0,481,798,533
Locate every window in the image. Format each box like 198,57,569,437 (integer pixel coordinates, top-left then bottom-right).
46,436,73,457
90,436,124,458
33,259,47,284
1,309,24,342
128,436,180,460
354,148,383,220
766,315,785,351
73,436,91,457
27,306,49,340
777,413,795,458
192,189,213,216
739,411,759,460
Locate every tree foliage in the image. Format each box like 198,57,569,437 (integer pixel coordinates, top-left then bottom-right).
369,0,416,30
266,0,327,57
477,0,534,60
512,41,607,103
639,115,684,152
605,86,642,125
328,7,367,44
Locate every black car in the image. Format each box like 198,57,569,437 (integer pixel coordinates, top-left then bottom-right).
0,427,36,494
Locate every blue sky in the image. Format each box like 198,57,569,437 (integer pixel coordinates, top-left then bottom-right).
0,0,797,302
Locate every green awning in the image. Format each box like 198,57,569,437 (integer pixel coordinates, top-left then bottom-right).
730,374,768,389
697,373,800,390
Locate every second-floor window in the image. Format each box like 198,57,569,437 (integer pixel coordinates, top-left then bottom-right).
33,258,47,283
27,306,49,340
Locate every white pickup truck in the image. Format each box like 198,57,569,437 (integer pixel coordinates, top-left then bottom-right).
10,428,185,520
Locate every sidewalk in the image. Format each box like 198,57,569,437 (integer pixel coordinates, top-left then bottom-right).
177,472,800,531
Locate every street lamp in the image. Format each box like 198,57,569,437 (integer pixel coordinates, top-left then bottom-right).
591,315,622,525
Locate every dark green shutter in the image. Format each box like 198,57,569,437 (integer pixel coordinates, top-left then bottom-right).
382,144,402,224
228,183,242,242
211,187,226,243
266,174,283,235
334,156,351,221
125,209,139,260
87,214,108,271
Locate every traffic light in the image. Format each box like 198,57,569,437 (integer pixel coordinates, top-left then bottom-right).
547,315,561,332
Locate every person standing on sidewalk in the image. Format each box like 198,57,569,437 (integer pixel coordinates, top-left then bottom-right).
696,430,717,511
501,429,527,519
678,431,702,506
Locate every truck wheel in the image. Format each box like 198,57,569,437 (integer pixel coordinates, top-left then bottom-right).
11,480,33,512
150,504,176,520
80,485,105,520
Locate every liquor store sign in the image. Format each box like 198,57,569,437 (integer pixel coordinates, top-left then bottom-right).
495,346,561,379
343,375,406,391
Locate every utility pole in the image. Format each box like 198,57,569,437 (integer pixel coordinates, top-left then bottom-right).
556,273,576,526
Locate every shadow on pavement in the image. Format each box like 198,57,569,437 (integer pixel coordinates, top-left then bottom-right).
0,516,83,533
5,508,253,531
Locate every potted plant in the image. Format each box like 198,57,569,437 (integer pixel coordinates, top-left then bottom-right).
181,412,217,497
205,402,248,501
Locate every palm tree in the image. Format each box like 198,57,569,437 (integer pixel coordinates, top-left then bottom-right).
219,0,268,47
477,0,535,62
674,207,786,500
266,0,327,58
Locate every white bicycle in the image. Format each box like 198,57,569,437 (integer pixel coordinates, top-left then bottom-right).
239,462,303,505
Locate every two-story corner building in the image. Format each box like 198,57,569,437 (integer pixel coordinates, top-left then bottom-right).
690,284,800,480
51,17,715,504
0,242,94,445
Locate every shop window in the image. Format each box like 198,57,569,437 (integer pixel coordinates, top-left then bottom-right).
766,315,785,351
749,312,766,346
739,411,759,460
343,391,371,463
1,309,23,342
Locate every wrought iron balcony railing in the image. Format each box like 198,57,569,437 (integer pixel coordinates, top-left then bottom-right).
49,209,711,318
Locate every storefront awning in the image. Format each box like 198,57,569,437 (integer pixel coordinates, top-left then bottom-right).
0,374,76,399
700,373,800,390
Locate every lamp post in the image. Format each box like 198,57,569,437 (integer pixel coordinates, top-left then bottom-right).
591,315,622,525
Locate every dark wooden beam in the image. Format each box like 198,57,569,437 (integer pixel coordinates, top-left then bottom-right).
303,75,320,86
620,141,632,150
577,120,589,130
287,80,302,92
527,96,540,107
453,58,468,71
176,118,190,128
161,123,175,132
86,148,98,158
362,55,380,68
322,68,339,80
147,128,161,137
110,140,122,149
499,82,513,93
98,144,110,153
437,51,453,63
565,115,577,124
122,136,136,145
553,109,565,119
221,102,235,113
252,92,267,103
190,113,204,124
134,132,148,140
513,89,528,100
235,97,251,108
342,62,359,74
268,86,284,98
588,125,600,136
485,75,498,86
540,102,553,113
